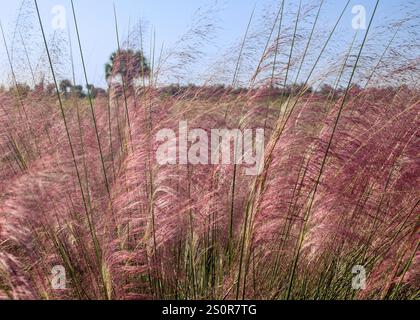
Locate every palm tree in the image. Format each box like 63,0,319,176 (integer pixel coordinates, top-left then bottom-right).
105,49,151,87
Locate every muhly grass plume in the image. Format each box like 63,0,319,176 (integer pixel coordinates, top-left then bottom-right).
0,0,419,300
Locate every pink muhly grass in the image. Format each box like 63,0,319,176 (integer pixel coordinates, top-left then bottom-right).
0,0,418,301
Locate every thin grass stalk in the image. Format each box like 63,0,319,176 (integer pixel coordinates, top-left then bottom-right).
70,0,113,204
113,3,134,151
285,0,380,300
363,27,399,89
223,5,255,120
224,8,257,265
236,0,350,301
0,19,41,159
18,31,36,86
249,0,287,88
33,0,108,299
252,0,351,217
236,0,303,300
293,0,323,84
68,25,91,205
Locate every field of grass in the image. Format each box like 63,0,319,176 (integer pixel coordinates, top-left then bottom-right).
0,0,418,300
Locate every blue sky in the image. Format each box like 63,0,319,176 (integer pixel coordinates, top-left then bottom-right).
0,0,417,87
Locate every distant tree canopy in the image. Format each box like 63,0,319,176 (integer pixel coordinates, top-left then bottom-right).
59,79,72,97
86,84,107,98
57,80,106,99
105,49,151,87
